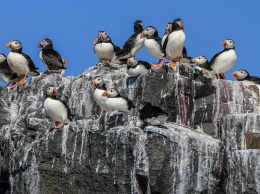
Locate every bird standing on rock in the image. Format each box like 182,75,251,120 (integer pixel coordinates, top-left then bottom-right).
43,85,72,129
231,69,260,85
138,101,168,126
126,56,151,77
163,19,186,67
92,76,110,111
102,88,134,114
209,39,237,79
116,20,145,60
141,26,165,68
6,40,39,89
0,53,18,87
38,38,68,75
93,31,119,64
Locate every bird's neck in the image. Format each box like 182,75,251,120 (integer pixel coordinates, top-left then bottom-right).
11,48,22,53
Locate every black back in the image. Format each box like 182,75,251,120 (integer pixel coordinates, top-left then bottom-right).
42,49,66,70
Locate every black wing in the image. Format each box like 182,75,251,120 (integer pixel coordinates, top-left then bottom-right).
21,52,39,71
58,99,73,117
0,61,16,76
116,32,140,58
151,106,168,117
162,35,169,53
154,36,165,55
122,96,135,110
138,60,151,70
209,50,225,68
42,49,66,70
248,76,260,85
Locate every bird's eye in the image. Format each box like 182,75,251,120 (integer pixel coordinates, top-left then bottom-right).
146,28,149,31
230,41,232,43
198,57,201,59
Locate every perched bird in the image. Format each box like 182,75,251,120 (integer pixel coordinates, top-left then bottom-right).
116,20,145,60
231,69,260,85
38,38,68,75
126,56,151,77
191,56,211,70
209,39,237,79
93,31,119,64
0,53,18,87
102,88,134,114
6,40,39,89
138,101,168,126
161,22,172,48
91,76,110,111
163,19,186,67
43,85,72,129
141,26,165,68
191,56,225,79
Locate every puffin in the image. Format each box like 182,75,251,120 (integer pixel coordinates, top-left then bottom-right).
91,76,110,111
191,56,211,70
163,19,186,67
116,20,145,60
209,39,237,79
93,31,119,64
0,53,18,87
161,22,172,48
231,69,260,85
38,38,68,75
6,40,39,88
43,85,72,129
138,101,168,126
102,88,134,114
126,56,151,77
141,26,165,68
191,56,225,79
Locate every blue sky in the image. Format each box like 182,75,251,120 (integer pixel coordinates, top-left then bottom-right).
1,1,260,85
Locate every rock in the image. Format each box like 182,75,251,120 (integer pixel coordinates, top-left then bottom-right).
0,62,260,193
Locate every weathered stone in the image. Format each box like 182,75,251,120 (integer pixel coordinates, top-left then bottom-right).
1,63,260,193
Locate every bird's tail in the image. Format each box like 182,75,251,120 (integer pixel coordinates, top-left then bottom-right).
30,70,40,76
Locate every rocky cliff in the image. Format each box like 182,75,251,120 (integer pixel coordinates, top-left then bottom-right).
0,63,260,194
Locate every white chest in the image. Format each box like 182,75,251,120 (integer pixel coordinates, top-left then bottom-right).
126,65,148,77
131,34,145,56
43,98,68,122
212,50,237,73
94,43,114,60
39,51,48,68
144,39,164,59
166,31,186,58
106,97,131,113
94,88,109,111
7,52,30,75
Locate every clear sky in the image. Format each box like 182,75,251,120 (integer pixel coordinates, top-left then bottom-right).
1,0,260,85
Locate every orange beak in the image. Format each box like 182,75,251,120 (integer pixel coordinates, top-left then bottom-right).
91,81,96,89
6,42,11,48
102,91,107,97
127,58,130,65
37,42,42,48
231,71,237,78
53,88,57,94
93,38,98,44
140,31,145,39
222,40,226,46
63,59,68,65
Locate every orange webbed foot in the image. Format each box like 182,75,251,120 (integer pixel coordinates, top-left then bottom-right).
18,78,26,85
152,63,163,68
11,82,19,89
169,60,176,68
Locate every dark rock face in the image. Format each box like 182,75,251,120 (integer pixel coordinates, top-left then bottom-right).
0,63,260,193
